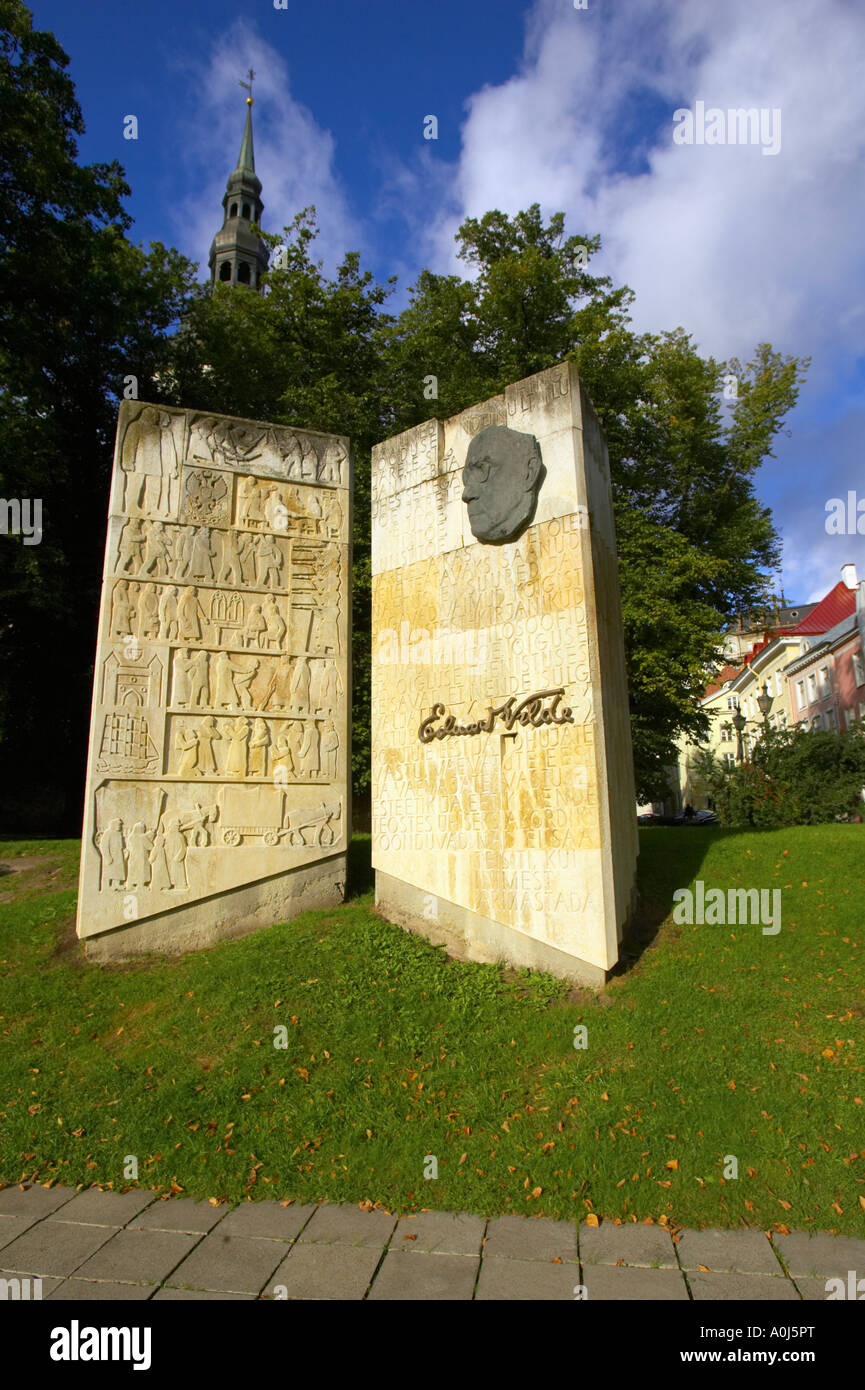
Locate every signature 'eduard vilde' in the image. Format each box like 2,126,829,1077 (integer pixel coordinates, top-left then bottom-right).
418,688,575,742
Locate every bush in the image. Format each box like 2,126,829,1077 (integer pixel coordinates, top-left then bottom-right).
694,723,865,828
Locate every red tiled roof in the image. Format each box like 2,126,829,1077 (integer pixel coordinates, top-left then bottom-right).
791,581,856,634
702,663,741,698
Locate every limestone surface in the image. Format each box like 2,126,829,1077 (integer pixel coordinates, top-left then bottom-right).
77,401,351,956
371,362,637,984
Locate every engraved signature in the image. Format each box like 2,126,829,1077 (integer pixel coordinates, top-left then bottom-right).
418,688,574,742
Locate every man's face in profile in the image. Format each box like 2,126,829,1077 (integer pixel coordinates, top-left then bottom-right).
461,425,544,543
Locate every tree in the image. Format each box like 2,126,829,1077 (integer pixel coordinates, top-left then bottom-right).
0,1,197,829
694,725,865,828
381,205,807,797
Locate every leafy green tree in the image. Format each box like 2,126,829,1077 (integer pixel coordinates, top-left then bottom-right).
0,0,197,828
694,725,865,828
381,205,807,797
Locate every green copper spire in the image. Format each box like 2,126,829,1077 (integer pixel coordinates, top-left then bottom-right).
235,98,255,175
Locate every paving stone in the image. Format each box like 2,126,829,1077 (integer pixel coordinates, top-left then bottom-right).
73,1229,199,1285
368,1251,478,1300
0,1271,64,1299
793,1276,845,1302
581,1265,689,1300
0,1185,77,1219
47,1279,155,1301
298,1204,397,1248
579,1221,676,1268
676,1228,781,1275
130,1199,228,1235
216,1202,318,1242
775,1232,865,1278
483,1215,578,1263
0,1215,37,1252
153,1287,255,1301
266,1241,382,1299
0,1220,114,1277
689,1272,799,1301
394,1211,486,1256
53,1188,156,1228
476,1256,581,1301
167,1233,285,1294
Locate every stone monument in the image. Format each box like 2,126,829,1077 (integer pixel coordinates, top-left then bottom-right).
371,362,637,986
77,401,351,957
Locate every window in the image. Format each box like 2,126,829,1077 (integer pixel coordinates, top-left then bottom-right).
825,708,837,729
237,262,251,285
230,202,238,218
721,726,732,742
853,652,865,687
808,673,818,703
819,666,830,698
796,680,806,709
242,202,251,219
219,261,232,281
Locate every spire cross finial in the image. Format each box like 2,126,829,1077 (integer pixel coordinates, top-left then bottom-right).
239,68,255,105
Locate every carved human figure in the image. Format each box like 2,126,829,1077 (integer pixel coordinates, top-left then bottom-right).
321,720,339,781
218,527,242,585
321,440,345,485
212,651,241,709
125,822,153,890
461,424,544,543
148,827,172,891
320,660,342,714
226,717,250,777
283,435,303,478
272,729,294,780
121,405,179,513
142,520,172,578
174,526,194,580
243,603,267,650
165,815,189,889
326,496,343,539
117,517,146,573
233,659,258,710
265,652,293,711
137,584,160,639
186,526,214,582
314,597,339,655
195,716,221,774
240,476,265,529
176,723,200,777
111,580,133,637
173,649,195,706
300,438,318,480
288,656,311,715
298,720,320,778
184,801,216,846
264,486,287,532
189,649,210,706
256,535,283,588
178,587,207,642
98,818,126,890
158,586,179,641
249,718,269,776
263,594,286,649
237,531,257,586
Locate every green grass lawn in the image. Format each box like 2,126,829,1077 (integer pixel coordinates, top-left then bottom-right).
0,827,863,1233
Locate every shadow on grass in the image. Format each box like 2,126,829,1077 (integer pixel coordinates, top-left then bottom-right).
613,826,723,977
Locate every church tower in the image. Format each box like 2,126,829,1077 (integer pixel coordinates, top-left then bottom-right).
209,77,268,290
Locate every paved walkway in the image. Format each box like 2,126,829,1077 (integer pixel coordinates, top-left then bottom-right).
0,1185,862,1300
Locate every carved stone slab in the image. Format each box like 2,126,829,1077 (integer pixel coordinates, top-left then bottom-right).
77,402,351,956
371,363,637,985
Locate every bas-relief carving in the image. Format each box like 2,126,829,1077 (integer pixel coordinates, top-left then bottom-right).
371,364,637,979
79,402,350,944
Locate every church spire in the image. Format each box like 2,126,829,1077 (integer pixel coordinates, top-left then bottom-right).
208,71,268,291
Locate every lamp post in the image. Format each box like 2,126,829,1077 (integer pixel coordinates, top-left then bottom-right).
732,707,746,762
756,682,772,741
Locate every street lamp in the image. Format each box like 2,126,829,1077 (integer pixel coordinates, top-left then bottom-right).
732,707,746,762
756,682,772,741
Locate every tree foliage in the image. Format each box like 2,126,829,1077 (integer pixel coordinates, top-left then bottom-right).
694,726,865,828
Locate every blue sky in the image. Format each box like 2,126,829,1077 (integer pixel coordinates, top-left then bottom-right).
32,0,865,607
